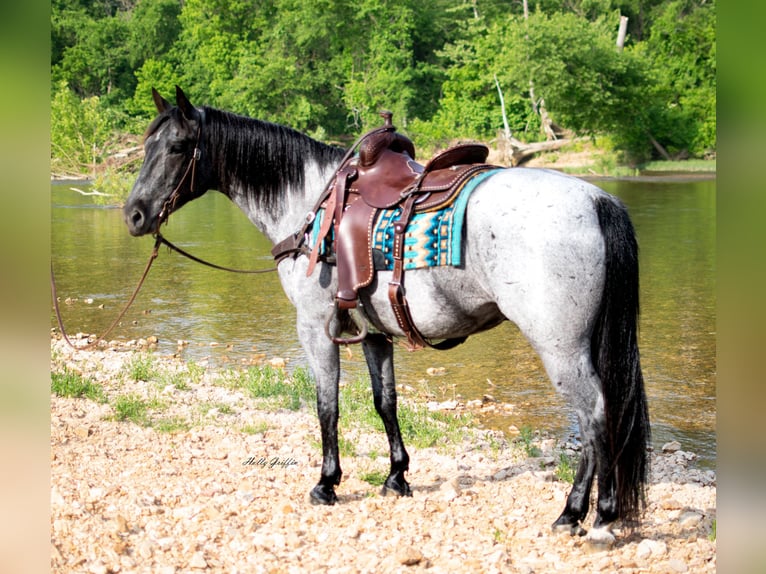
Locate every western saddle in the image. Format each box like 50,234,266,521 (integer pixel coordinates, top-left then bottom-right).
272,112,495,350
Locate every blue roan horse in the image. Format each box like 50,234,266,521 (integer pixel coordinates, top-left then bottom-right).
124,87,650,545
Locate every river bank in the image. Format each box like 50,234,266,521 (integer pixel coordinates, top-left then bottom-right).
50,336,715,573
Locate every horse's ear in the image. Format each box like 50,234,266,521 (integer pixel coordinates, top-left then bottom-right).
175,85,200,122
152,88,171,114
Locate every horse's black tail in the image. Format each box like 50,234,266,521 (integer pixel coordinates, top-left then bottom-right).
591,195,651,526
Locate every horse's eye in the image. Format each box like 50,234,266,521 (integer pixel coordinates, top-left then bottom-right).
169,143,186,154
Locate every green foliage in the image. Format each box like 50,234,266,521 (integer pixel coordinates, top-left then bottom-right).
517,425,543,457
555,452,577,483
231,365,316,411
50,81,118,176
112,393,149,424
122,352,158,382
50,0,716,169
359,468,388,487
51,368,106,403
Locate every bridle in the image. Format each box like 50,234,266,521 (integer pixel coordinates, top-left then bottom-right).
152,124,277,274
52,120,275,351
156,127,203,227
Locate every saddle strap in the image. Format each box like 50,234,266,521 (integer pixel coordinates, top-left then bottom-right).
386,196,467,352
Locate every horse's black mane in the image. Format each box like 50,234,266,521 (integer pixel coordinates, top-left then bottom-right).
201,107,345,208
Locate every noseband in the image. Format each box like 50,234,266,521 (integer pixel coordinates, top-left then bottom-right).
157,126,202,227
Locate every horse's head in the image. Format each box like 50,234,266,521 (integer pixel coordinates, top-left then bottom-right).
124,86,211,236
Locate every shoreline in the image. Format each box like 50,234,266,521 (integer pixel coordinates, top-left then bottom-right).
51,337,716,572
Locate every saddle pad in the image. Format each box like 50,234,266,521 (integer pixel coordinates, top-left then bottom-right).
309,168,501,270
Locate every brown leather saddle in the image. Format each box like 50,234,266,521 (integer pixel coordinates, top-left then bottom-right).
272,112,496,349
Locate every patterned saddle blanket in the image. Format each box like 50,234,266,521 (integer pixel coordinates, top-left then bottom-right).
309,168,500,271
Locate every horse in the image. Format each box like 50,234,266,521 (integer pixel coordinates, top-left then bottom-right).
123,86,650,545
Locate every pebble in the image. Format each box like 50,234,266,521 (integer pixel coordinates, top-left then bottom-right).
49,337,717,574
398,546,424,566
188,551,208,569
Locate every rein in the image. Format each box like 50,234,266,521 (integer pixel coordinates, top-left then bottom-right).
51,235,162,350
52,123,275,351
154,233,276,274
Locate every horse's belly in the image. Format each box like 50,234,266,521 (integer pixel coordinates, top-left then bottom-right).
360,266,506,339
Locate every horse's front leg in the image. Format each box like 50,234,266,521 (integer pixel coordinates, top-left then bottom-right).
361,333,411,497
297,312,342,505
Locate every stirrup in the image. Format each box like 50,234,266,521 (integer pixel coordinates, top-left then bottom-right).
324,301,368,345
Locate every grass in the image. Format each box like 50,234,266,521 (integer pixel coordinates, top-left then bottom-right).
122,352,159,382
241,421,270,435
224,365,316,411
554,452,577,484
517,425,543,458
640,158,716,172
53,344,480,453
337,376,473,450
112,393,150,424
359,468,388,487
157,361,205,391
153,417,191,434
51,369,106,403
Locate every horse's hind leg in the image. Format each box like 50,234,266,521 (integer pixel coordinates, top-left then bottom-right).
552,439,596,534
538,347,618,543
361,333,412,496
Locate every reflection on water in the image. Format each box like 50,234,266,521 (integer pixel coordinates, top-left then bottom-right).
51,175,716,467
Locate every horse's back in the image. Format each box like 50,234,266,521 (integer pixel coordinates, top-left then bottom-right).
361,168,611,344
463,168,610,338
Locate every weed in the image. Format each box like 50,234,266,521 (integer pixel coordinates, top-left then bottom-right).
518,426,542,457
241,421,270,435
554,452,577,484
112,394,149,424
359,468,387,487
123,352,158,382
153,417,191,433
235,365,316,411
338,436,357,457
51,369,106,403
709,519,716,541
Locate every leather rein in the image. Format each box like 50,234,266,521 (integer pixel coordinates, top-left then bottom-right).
52,125,275,351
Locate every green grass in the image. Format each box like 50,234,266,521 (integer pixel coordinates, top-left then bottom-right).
112,393,150,424
225,365,316,411
554,452,577,484
122,352,159,382
640,158,716,172
155,361,205,391
51,369,106,403
359,468,388,487
517,425,543,457
153,417,191,433
337,376,473,450
241,421,270,435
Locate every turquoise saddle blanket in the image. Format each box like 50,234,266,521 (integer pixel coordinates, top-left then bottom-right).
309,168,500,270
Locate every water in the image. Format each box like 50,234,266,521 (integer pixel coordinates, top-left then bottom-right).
51,175,716,467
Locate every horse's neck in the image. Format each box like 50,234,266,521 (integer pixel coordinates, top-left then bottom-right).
225,168,330,245
206,114,341,244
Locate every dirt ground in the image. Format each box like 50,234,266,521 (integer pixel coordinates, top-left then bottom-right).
50,338,716,573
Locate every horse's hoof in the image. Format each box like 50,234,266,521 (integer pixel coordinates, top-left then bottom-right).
552,522,586,537
585,525,616,550
381,475,412,497
309,484,338,505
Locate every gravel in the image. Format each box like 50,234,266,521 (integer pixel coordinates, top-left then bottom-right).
50,337,716,573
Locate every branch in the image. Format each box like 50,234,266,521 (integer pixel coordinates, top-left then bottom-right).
69,187,113,197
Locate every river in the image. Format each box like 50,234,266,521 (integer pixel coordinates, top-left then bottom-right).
51,174,716,467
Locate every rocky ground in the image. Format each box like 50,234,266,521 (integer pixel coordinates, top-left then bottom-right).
50,336,716,573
